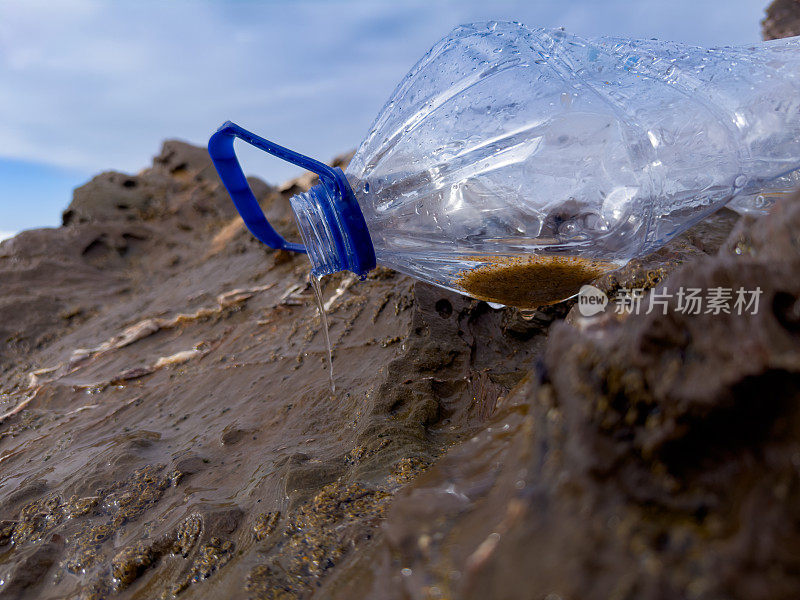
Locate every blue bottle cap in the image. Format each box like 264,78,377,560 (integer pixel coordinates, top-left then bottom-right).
208,121,376,277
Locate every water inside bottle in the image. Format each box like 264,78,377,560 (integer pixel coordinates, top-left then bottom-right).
311,276,335,393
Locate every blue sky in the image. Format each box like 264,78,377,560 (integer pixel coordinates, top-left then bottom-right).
0,0,766,239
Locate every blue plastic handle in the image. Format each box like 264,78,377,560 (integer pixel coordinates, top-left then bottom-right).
208,121,347,253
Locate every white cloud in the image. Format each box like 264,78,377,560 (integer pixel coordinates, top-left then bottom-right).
0,231,17,242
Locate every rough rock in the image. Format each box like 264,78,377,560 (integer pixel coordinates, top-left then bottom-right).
336,190,800,600
762,0,800,40
0,137,553,598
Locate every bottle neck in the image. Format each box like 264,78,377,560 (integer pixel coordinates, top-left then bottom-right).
289,169,376,278
290,183,346,276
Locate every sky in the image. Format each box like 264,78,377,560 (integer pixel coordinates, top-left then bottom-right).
0,0,767,239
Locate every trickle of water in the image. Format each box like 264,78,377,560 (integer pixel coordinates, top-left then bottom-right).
311,276,335,394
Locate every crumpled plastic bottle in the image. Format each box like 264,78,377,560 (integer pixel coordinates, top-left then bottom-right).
209,21,800,308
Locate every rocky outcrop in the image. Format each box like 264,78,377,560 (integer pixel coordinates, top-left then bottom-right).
336,190,800,600
0,136,560,599
763,0,800,39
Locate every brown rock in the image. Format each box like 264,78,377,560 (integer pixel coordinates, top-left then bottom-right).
326,192,800,600
763,0,800,40
0,140,550,599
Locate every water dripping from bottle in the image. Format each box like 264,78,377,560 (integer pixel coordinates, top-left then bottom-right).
311,275,335,394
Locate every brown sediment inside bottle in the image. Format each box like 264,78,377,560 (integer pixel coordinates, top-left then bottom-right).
455,255,618,309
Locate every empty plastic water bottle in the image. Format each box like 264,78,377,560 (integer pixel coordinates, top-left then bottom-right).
209,21,800,308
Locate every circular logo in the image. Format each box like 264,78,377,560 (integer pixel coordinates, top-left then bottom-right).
577,284,608,316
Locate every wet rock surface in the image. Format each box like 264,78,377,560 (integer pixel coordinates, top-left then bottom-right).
2,6,800,598
0,140,551,598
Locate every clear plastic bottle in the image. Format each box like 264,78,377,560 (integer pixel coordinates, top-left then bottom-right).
209,21,800,308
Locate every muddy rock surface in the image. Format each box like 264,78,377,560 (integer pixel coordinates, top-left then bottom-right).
334,192,800,600
0,140,558,599
2,6,800,599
